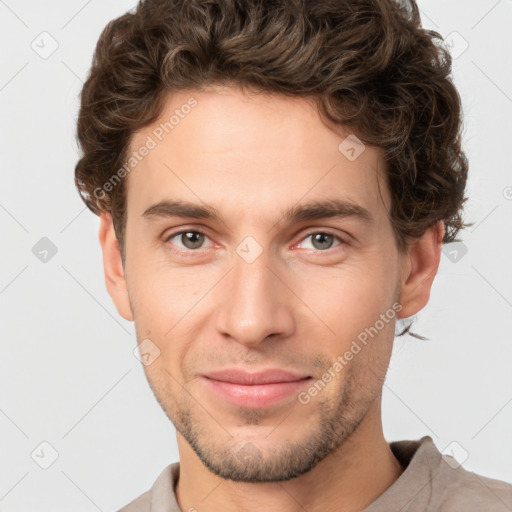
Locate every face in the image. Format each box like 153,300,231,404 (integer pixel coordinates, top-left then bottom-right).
101,85,436,483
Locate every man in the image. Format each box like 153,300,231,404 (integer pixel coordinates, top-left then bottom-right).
74,0,512,510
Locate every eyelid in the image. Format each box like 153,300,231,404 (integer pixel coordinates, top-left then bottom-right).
164,227,210,241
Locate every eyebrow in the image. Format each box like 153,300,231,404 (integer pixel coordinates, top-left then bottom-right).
142,198,374,227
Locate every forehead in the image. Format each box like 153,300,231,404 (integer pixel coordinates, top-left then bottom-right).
126,87,391,226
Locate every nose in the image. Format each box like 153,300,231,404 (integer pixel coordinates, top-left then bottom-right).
214,245,295,348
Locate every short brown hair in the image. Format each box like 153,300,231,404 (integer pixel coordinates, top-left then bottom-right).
74,0,470,335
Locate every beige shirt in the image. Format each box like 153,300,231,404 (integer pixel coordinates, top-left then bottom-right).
118,436,512,511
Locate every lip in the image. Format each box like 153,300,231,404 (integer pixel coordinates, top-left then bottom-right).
202,368,311,385
201,368,312,408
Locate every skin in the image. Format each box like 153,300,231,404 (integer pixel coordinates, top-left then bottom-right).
98,85,443,512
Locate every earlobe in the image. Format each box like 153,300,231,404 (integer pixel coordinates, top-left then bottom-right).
98,212,134,322
396,221,444,319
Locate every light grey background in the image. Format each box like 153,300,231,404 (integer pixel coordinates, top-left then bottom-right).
1,0,511,510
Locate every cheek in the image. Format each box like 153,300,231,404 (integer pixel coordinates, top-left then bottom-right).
128,270,209,373
127,253,191,325
297,259,398,343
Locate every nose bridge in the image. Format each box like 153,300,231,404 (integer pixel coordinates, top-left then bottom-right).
214,241,294,346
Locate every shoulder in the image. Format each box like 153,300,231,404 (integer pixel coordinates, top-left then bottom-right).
433,460,512,512
115,463,180,512
117,489,152,512
380,436,512,512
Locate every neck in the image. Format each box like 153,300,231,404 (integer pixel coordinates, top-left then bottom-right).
175,399,403,512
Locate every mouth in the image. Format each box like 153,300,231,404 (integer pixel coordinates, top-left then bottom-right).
201,368,313,408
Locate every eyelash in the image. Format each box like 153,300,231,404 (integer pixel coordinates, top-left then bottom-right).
164,228,347,256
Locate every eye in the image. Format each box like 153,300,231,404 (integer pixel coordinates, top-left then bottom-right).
298,231,345,251
164,229,347,255
164,229,213,252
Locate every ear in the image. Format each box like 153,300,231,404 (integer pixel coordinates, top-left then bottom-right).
98,212,134,322
396,221,444,319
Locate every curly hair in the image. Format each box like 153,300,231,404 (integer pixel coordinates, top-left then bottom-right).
74,0,470,338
